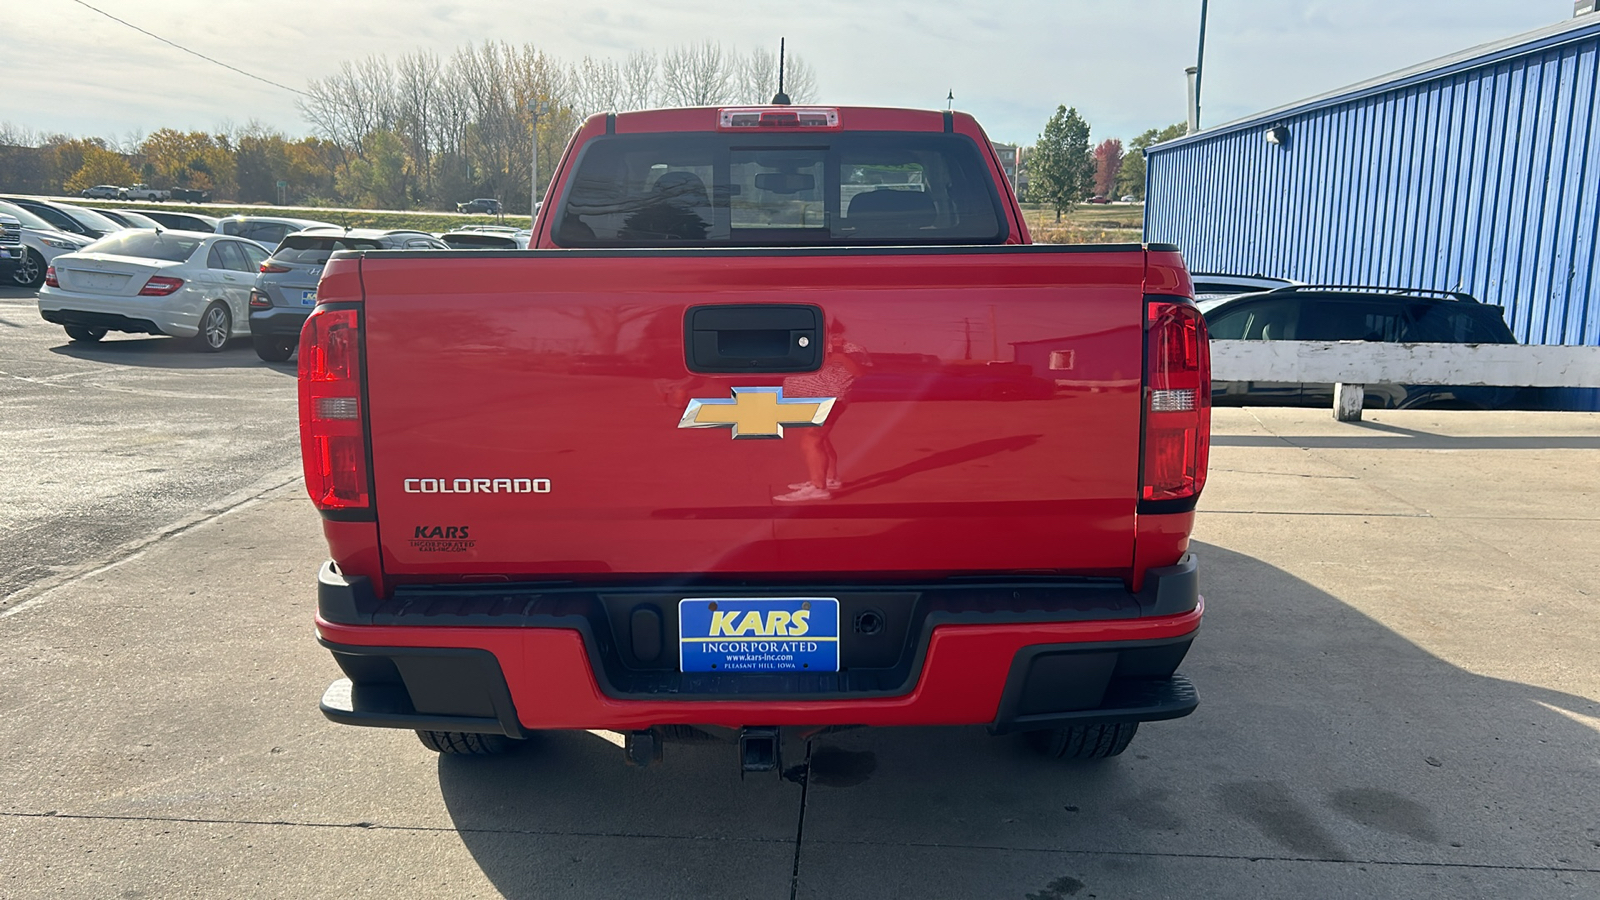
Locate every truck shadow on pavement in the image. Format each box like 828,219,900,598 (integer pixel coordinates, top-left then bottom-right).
48,337,294,372
434,541,1600,899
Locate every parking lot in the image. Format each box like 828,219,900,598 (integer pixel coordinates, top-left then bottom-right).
3,282,1600,898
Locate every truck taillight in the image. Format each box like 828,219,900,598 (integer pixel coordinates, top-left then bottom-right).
298,307,370,511
1141,298,1211,504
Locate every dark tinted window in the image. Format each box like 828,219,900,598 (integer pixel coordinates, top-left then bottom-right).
145,212,215,231
271,235,384,265
0,201,53,230
85,230,202,262
56,205,123,234
1301,299,1406,342
243,223,294,245
555,132,1004,247
441,233,518,249
1403,302,1516,343
1205,298,1300,340
16,202,87,234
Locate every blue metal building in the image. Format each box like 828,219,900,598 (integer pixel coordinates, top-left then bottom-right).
1145,15,1600,354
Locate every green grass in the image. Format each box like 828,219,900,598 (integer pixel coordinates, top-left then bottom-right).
88,201,518,233
1019,202,1145,244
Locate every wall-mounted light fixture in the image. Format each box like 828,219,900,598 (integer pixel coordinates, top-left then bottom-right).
1264,124,1291,146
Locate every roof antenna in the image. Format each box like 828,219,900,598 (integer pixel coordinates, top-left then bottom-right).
771,38,791,105
946,89,954,111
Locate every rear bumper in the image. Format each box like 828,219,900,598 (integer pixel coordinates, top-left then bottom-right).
38,307,167,336
248,305,311,337
314,556,1204,734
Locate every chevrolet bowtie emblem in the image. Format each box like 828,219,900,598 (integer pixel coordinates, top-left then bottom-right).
678,387,836,439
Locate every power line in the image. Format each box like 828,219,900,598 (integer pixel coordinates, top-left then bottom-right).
65,0,308,97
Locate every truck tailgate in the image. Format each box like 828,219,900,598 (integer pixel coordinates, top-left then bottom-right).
359,246,1148,579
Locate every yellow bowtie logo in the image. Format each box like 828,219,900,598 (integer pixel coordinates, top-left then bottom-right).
678,387,836,439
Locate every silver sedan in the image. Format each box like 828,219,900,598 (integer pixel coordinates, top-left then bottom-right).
36,230,270,351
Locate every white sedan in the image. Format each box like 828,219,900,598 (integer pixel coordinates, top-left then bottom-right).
37,230,270,352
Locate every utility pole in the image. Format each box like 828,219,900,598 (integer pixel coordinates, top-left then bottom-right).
1193,0,1209,131
528,98,551,224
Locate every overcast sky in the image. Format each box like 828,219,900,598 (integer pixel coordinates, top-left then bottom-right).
7,0,1578,147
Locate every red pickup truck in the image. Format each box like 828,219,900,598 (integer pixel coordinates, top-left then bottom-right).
303,105,1209,771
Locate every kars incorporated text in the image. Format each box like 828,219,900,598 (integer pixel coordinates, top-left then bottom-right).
700,641,821,653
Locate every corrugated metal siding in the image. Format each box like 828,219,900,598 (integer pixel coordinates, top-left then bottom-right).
1146,32,1600,351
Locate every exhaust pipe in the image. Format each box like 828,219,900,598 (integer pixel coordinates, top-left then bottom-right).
739,726,781,776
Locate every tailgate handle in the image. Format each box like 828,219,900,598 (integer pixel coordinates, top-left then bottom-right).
684,304,823,373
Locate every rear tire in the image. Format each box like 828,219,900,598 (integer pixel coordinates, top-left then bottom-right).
194,301,231,352
1026,722,1139,760
65,325,107,343
416,730,512,755
253,334,295,362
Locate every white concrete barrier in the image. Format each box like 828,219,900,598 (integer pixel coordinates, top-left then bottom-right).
1208,341,1600,420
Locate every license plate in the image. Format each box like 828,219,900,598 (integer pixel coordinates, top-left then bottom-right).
678,598,840,673
300,290,317,306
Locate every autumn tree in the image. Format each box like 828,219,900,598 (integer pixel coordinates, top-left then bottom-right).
139,129,236,195
1116,122,1187,202
1092,139,1123,199
63,145,139,194
1029,106,1093,222
337,129,409,209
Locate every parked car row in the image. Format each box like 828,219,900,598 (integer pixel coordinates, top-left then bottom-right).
33,223,450,358
77,184,211,202
9,193,546,359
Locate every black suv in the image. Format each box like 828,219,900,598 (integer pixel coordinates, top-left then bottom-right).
455,198,502,214
248,227,447,361
1201,285,1522,410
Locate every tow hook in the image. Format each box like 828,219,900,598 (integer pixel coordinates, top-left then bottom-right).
739,726,781,776
624,730,662,767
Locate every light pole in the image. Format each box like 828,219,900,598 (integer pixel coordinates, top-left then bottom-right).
1192,0,1209,131
528,98,550,224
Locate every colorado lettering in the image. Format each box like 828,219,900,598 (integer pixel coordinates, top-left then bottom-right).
403,478,551,494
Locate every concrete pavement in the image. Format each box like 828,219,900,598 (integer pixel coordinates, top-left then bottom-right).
2,407,1599,898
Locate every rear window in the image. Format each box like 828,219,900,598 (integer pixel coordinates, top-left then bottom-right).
271,235,385,265
1403,303,1516,343
83,230,203,262
441,234,519,249
554,132,1005,247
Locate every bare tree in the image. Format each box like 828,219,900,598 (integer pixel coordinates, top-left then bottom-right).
287,39,826,209
299,57,397,159
659,42,733,107
620,51,658,111
396,50,445,195
734,47,818,104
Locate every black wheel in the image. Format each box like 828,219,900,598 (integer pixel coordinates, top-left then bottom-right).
1026,722,1139,760
194,302,231,352
253,334,295,362
13,248,44,288
64,325,107,343
417,731,512,755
